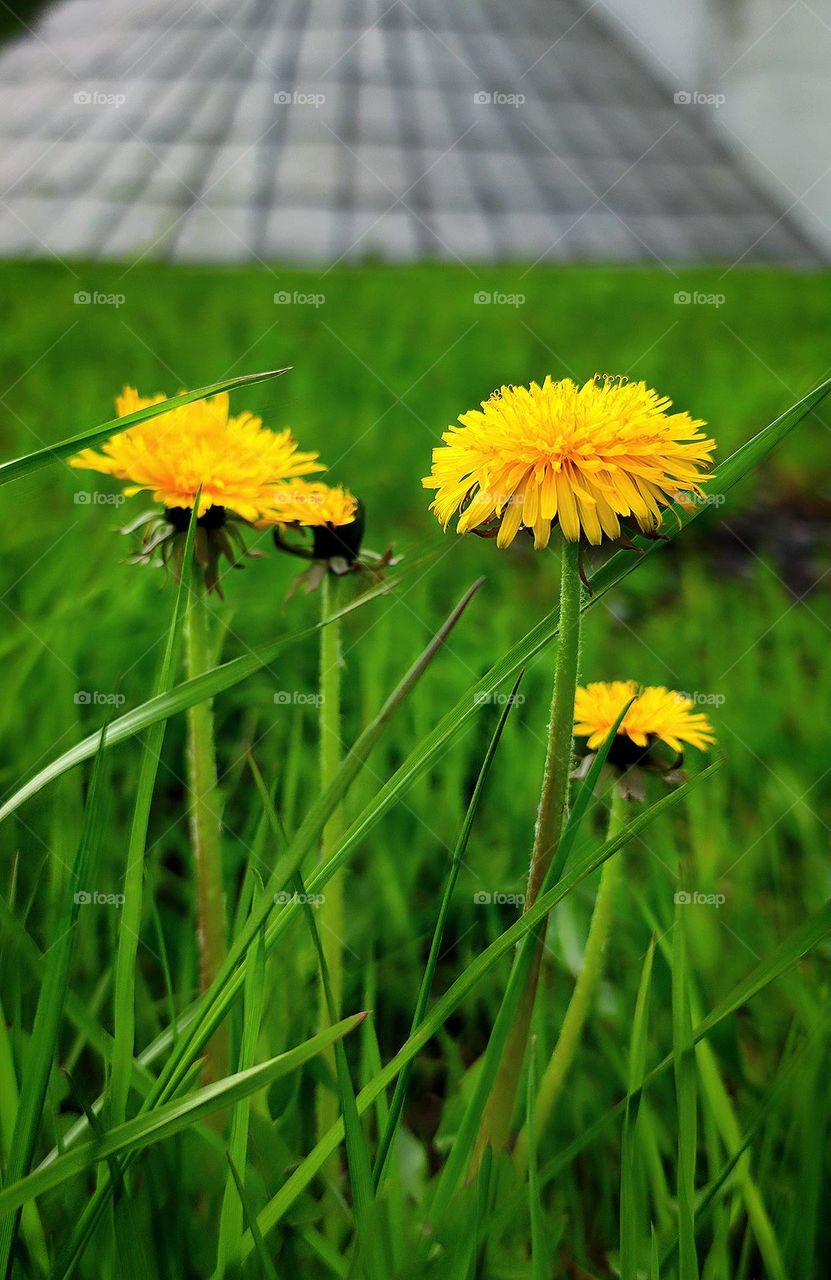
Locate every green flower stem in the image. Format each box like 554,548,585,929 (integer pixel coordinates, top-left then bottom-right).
473,536,583,1162
185,574,227,1082
514,784,629,1173
316,572,346,1180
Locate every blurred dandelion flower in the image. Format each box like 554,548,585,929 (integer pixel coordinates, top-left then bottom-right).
423,375,715,549
70,386,324,593
574,680,716,761
70,386,322,520
268,479,397,591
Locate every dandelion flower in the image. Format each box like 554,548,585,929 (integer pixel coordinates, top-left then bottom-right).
423,376,715,549
269,479,359,530
70,386,322,522
574,680,716,758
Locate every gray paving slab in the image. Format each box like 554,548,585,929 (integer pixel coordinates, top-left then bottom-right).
0,0,823,264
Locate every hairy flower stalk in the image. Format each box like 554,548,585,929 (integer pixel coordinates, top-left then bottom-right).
185,574,228,1082
316,570,346,1183
473,536,583,1161
514,785,628,1173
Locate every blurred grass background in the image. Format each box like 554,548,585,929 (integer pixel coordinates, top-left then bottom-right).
0,261,830,1274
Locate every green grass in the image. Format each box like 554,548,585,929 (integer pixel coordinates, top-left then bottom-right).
0,261,830,1277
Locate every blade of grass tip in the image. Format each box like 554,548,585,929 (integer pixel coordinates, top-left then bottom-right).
0,721,111,1279
293,874,385,1280
0,368,291,487
224,1155,278,1280
373,671,525,1192
526,1041,549,1280
0,1016,367,1220
434,702,636,1219
45,582,484,1279
244,763,722,1257
620,936,656,1280
651,1225,660,1280
215,895,266,1280
111,492,200,1127
0,572,397,826
672,877,699,1280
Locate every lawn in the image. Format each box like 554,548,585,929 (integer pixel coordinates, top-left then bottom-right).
0,260,830,1277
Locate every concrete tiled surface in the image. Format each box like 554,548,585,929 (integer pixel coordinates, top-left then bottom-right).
0,0,824,264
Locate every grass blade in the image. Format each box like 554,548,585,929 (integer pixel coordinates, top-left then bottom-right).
0,724,110,1277
244,763,721,1255
111,494,199,1126
0,1016,366,1220
620,936,656,1280
672,881,700,1280
215,879,266,1279
373,672,524,1191
0,575,397,825
0,368,290,487
526,1044,548,1280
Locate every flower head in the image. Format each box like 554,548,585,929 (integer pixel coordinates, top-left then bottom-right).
70,386,322,522
574,680,716,766
423,376,715,549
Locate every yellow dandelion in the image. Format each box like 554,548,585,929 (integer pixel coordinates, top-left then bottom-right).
423,375,715,549
267,479,359,529
573,680,716,754
70,386,323,522
267,478,366,571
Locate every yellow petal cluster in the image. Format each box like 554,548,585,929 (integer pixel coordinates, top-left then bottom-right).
573,681,716,753
423,376,715,548
267,480,358,528
70,387,323,523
